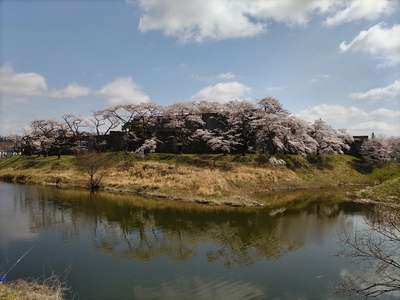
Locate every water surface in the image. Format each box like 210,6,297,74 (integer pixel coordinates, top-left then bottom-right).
0,182,390,299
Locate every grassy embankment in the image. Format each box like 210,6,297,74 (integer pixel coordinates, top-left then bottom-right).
354,172,400,204
0,152,398,205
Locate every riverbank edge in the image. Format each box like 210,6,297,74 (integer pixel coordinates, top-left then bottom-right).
0,153,398,207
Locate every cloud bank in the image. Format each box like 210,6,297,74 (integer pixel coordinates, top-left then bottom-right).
296,104,400,135
135,0,396,43
340,23,400,67
97,76,150,105
350,79,400,100
0,63,47,96
0,63,150,105
324,0,395,27
190,81,250,102
49,82,92,99
0,63,90,99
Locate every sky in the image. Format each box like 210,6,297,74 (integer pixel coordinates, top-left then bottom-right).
0,0,399,137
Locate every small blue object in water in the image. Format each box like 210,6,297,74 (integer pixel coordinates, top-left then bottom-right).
0,275,5,282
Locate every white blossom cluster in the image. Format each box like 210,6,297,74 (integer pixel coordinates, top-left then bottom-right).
361,136,400,163
9,97,365,157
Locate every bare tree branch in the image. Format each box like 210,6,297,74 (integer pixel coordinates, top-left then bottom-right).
332,205,400,298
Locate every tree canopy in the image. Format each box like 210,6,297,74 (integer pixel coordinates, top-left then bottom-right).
8,97,398,160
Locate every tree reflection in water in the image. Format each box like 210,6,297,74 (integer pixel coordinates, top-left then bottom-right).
13,185,366,268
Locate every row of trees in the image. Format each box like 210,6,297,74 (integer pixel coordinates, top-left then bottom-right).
7,97,399,160
9,97,358,158
360,135,400,163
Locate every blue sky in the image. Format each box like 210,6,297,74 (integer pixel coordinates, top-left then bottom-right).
1,0,399,137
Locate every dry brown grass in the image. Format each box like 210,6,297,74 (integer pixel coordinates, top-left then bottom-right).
1,153,388,206
0,278,64,300
103,161,301,199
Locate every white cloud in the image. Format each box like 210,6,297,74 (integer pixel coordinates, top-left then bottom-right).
350,79,400,100
137,0,265,43
97,76,150,105
296,104,368,123
296,104,400,135
370,108,400,118
266,86,283,92
244,0,324,26
309,73,330,83
190,81,250,102
0,63,47,96
217,72,236,80
50,82,92,98
351,121,396,132
134,0,397,42
193,72,236,82
324,0,395,27
0,63,92,100
340,23,400,67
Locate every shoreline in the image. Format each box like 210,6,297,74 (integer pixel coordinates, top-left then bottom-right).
0,153,398,207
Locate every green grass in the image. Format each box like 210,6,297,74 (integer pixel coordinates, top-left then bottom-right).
0,155,75,170
369,161,400,183
0,155,23,168
358,177,400,204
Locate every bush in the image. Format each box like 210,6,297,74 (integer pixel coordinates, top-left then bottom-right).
0,174,14,182
75,153,109,190
16,174,28,183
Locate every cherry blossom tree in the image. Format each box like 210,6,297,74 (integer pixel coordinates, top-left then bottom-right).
361,136,393,163
257,96,289,115
107,104,140,154
280,116,318,154
108,104,134,128
106,103,161,154
9,134,23,154
252,98,316,155
51,122,69,158
135,136,158,157
223,100,259,155
254,114,316,155
311,119,353,155
195,100,225,114
20,127,36,156
90,108,121,152
192,101,240,154
162,102,205,153
13,96,385,157
388,136,400,160
253,113,286,154
26,118,66,157
62,113,89,155
131,102,161,143
62,114,87,140
194,129,241,154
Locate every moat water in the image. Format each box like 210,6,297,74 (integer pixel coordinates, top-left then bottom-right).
0,182,397,299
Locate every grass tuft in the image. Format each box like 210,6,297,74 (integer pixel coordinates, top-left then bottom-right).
0,277,65,300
